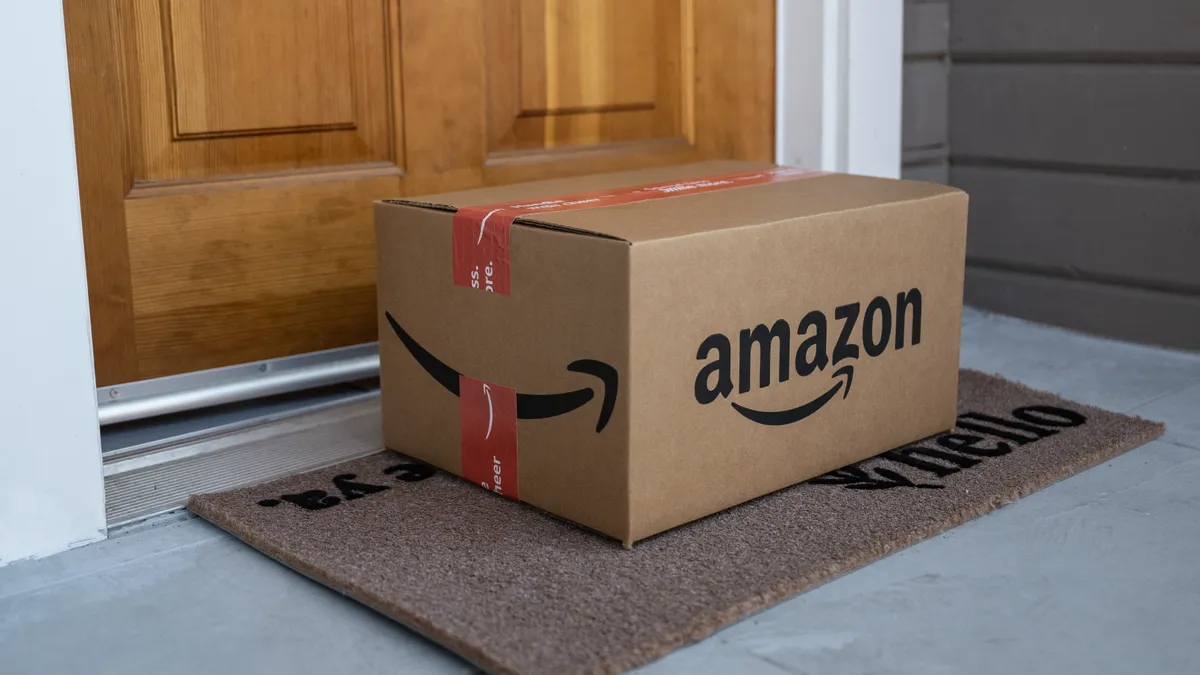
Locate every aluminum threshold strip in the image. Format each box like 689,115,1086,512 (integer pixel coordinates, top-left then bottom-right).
97,343,380,426
104,394,384,527
102,388,380,464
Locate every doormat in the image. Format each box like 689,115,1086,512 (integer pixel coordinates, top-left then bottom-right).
189,370,1163,675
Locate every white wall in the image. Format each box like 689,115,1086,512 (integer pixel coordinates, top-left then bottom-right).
776,0,903,178
0,3,107,564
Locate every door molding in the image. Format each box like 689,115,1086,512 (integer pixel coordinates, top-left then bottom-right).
775,0,904,178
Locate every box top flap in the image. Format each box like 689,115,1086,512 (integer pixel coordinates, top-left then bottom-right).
382,161,961,244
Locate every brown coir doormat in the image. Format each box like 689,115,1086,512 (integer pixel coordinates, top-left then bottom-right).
189,370,1163,675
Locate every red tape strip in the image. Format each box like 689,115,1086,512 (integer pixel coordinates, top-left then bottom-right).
451,166,827,499
459,375,518,500
450,166,827,297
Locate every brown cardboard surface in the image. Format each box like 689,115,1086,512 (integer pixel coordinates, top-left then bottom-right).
375,209,633,539
375,162,969,544
395,161,958,244
626,195,967,540
400,160,766,223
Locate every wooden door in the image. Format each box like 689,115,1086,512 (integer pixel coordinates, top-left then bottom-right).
64,0,775,387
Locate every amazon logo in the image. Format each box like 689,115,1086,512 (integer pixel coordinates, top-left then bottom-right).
695,288,923,425
384,312,618,432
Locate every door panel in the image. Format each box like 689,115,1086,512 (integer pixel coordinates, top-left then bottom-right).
168,0,357,137
65,0,775,386
132,0,397,181
124,175,388,378
485,0,679,152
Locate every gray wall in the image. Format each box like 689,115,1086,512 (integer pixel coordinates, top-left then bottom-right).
902,0,950,184
945,0,1200,351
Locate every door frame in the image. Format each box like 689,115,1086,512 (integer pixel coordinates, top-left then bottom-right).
0,2,107,565
775,0,903,177
1,0,904,565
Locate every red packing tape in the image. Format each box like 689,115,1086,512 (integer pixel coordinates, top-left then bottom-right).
450,165,827,499
450,166,827,297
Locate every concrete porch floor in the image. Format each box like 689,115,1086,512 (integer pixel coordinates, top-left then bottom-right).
3,307,1199,675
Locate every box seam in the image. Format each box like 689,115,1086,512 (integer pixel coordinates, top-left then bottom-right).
381,199,631,243
621,191,966,250
624,242,635,546
379,186,964,247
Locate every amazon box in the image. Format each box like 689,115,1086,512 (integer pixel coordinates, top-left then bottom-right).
375,160,968,546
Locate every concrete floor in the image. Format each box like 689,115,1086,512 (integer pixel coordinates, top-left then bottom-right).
3,307,1199,675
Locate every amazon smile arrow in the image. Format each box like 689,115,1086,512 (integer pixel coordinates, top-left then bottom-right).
730,365,855,426
384,312,618,433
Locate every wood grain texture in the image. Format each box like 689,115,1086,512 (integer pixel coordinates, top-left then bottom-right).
520,0,657,112
68,0,403,385
484,0,680,153
131,0,394,181
484,138,704,182
69,0,774,385
168,0,355,136
63,0,141,385
403,0,769,189
691,0,774,161
966,266,1200,352
951,0,1200,56
398,0,488,193
955,165,1200,292
124,175,397,378
951,64,1200,172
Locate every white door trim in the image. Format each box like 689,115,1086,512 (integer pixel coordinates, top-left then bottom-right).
0,3,107,566
776,0,904,178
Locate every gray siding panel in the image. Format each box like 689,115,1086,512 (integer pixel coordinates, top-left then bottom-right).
902,161,949,185
903,1,950,180
905,1,950,57
965,267,1200,352
948,0,1200,350
903,60,949,150
951,64,1200,172
954,166,1200,291
952,0,1200,56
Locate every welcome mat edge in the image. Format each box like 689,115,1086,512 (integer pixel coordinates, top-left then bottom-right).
187,369,1167,675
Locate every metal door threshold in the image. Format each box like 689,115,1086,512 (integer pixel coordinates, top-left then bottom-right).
97,343,380,426
103,394,385,528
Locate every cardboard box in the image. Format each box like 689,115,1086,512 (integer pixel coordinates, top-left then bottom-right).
375,160,968,545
